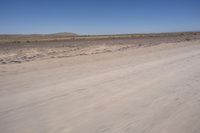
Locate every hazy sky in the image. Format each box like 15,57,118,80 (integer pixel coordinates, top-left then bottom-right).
0,0,200,35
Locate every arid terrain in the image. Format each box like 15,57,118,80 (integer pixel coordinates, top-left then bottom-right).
1,32,200,64
0,32,200,133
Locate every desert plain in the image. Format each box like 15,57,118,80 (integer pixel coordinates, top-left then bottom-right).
0,32,200,133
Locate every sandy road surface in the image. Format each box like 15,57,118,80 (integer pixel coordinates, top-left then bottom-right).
0,40,200,133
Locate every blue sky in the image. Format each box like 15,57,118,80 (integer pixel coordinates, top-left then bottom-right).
0,0,200,35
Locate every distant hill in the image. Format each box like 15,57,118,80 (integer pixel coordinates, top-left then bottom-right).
0,32,78,37
0,32,78,43
49,32,78,36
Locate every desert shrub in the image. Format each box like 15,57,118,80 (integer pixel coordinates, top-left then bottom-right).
13,41,21,43
185,38,191,41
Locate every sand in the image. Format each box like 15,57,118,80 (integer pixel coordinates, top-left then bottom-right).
0,39,200,133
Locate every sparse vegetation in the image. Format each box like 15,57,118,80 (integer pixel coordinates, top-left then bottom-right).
0,32,200,44
185,38,191,41
13,41,21,43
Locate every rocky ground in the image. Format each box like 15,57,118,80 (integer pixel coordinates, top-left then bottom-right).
1,32,200,64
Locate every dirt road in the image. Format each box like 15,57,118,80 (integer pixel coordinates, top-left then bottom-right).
0,40,200,133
